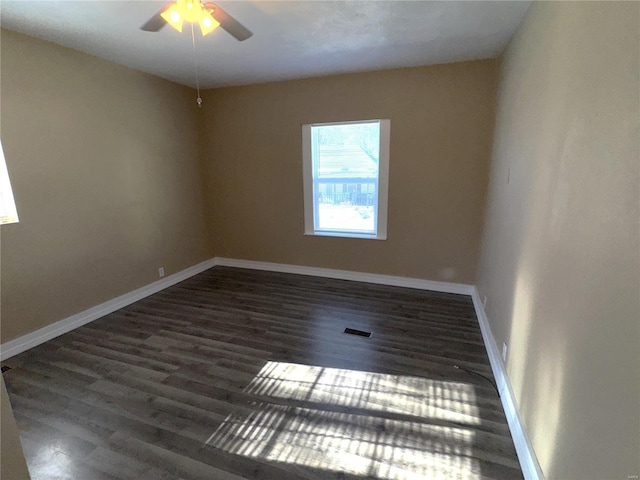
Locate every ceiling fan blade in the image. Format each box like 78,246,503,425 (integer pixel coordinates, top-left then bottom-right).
140,4,171,32
204,2,253,41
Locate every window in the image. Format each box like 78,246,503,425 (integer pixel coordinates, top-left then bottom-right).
0,141,19,225
302,119,390,239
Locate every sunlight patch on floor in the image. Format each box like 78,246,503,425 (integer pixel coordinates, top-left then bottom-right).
246,362,481,425
205,362,483,480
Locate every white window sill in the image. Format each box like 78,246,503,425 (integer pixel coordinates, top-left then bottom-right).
304,231,387,240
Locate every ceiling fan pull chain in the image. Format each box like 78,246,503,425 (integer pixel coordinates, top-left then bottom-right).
191,22,203,107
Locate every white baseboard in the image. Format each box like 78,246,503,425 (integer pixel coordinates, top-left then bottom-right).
0,258,217,361
470,286,544,480
213,257,474,295
1,257,470,361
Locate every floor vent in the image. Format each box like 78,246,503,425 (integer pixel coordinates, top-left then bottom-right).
344,328,372,338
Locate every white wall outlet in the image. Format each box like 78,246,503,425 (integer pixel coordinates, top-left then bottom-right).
502,342,508,362
158,267,165,278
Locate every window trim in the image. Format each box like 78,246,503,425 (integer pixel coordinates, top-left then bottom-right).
302,119,390,240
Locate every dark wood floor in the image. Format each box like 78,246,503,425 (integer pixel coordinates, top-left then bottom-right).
2,267,523,480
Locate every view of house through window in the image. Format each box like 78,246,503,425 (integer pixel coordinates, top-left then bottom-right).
303,120,389,239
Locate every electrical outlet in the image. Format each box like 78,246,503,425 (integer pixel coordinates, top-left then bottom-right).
502,342,508,362
158,267,165,278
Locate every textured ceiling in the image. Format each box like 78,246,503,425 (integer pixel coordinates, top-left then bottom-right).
0,1,531,88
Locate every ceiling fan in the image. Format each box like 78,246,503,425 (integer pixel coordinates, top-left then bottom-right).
141,0,252,41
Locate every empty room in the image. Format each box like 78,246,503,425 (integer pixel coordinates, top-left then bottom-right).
0,1,638,480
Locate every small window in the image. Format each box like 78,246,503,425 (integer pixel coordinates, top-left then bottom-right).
302,119,390,239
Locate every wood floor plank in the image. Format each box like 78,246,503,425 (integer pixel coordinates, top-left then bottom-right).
3,266,523,479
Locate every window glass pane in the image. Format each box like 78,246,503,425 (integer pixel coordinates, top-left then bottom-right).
311,122,380,234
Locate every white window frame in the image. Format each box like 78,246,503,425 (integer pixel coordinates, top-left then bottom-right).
302,119,390,240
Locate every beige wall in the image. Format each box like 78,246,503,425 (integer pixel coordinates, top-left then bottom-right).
476,2,639,479
0,30,212,343
200,61,496,283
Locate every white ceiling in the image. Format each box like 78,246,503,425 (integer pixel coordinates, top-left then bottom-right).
0,1,531,89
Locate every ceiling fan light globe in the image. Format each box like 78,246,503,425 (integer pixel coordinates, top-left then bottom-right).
199,11,220,36
160,4,184,32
